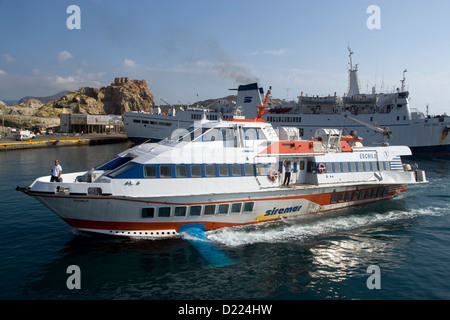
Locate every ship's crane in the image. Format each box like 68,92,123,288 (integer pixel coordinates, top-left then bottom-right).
344,114,392,146
160,98,177,116
160,98,172,107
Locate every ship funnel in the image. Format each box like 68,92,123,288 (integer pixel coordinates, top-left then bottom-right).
231,83,264,118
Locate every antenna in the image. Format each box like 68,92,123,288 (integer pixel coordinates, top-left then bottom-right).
347,45,356,71
284,88,292,100
400,69,407,92
348,45,353,69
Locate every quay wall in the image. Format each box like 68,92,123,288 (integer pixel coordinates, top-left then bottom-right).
0,134,129,151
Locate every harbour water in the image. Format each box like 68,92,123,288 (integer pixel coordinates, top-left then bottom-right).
0,143,449,300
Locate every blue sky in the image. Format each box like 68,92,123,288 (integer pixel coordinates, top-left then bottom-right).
1,0,449,114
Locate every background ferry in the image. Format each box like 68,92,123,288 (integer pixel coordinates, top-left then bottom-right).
124,49,449,155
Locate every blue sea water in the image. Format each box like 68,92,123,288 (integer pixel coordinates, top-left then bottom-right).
0,143,449,300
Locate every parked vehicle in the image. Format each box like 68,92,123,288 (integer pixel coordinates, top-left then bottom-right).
15,130,36,141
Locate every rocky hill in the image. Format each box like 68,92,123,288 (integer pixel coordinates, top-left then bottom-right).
1,77,155,128
36,77,155,118
18,91,71,105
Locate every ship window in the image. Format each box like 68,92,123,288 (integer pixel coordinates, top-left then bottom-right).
256,164,267,175
203,128,221,142
334,163,342,173
377,188,384,197
142,208,154,218
339,193,346,202
205,164,216,177
359,190,366,199
87,187,102,195
331,193,339,203
371,189,378,198
244,164,254,176
158,207,171,217
174,206,187,217
221,128,235,141
366,189,372,198
243,202,254,212
219,164,229,176
133,119,141,123
353,191,359,200
299,161,305,171
346,192,353,201
243,127,257,140
342,162,348,172
231,203,242,213
232,164,242,176
350,162,356,172
175,165,188,177
144,165,157,178
371,162,377,171
190,165,202,177
218,204,229,214
160,165,172,178
142,120,149,124
355,162,361,172
383,188,389,196
189,206,202,216
256,128,266,140
108,162,138,178
204,205,215,215
326,163,333,173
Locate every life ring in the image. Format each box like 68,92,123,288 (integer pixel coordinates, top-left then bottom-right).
268,169,278,181
317,163,326,174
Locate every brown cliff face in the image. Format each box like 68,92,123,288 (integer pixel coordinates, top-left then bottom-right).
35,77,155,117
101,77,155,114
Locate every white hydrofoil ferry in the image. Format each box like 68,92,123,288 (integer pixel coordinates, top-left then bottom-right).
18,87,427,238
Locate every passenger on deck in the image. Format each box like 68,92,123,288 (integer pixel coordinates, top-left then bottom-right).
283,161,293,186
50,160,62,182
411,161,419,181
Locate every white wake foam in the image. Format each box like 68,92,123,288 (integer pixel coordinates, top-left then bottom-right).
207,206,445,247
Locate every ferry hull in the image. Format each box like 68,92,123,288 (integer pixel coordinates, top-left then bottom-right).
28,183,407,238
